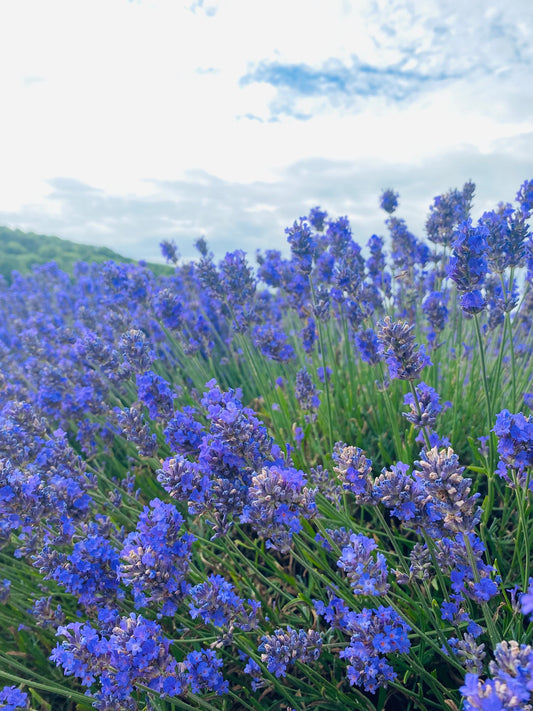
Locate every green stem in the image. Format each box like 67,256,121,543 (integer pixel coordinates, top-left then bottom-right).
462,533,499,650
513,472,531,592
377,363,408,462
408,381,432,451
473,312,496,522
506,311,517,413
309,279,334,453
0,668,89,705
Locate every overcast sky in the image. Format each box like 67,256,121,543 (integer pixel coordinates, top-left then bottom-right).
0,0,532,262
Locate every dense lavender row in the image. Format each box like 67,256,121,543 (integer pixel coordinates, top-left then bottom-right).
0,180,533,710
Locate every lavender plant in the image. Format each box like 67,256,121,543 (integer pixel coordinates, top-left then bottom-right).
0,180,532,711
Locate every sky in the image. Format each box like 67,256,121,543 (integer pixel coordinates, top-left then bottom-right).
0,0,532,263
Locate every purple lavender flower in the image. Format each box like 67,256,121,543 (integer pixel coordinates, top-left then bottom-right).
308,465,342,505
0,579,11,604
333,243,366,297
480,204,528,273
520,578,533,619
402,382,445,431
194,236,209,256
219,250,256,305
299,317,317,352
152,287,184,331
493,409,533,488
422,291,449,345
308,206,328,231
136,370,177,421
446,633,485,674
164,406,205,455
516,178,533,219
258,627,322,677
256,249,286,288
242,653,265,691
372,461,421,523
157,455,211,509
332,442,374,503
386,216,424,274
252,324,295,362
196,255,224,299
313,285,332,323
366,234,386,275
120,498,195,616
189,574,260,643
437,533,498,603
119,329,155,373
425,182,475,246
380,189,399,214
339,605,411,693
52,614,188,705
0,426,95,554
375,447,481,539
377,316,431,381
242,465,317,553
326,215,353,257
115,405,158,457
294,369,321,422
354,328,382,365
201,379,273,469
403,542,432,582
460,641,533,710
30,596,65,628
485,274,518,329
337,533,390,596
447,218,489,314
0,686,29,710
460,289,486,315
181,649,228,695
160,239,179,265
75,332,121,377
286,219,316,274
317,366,332,383
312,589,352,630
35,531,122,612
413,447,481,536
315,526,353,552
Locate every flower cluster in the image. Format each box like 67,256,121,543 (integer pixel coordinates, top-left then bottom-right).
447,219,489,314
339,606,411,693
242,465,317,552
0,179,532,710
402,382,446,433
189,574,260,644
332,442,374,503
0,687,29,711
337,533,390,596
461,641,533,710
51,614,227,707
119,498,195,616
380,189,399,214
294,369,321,422
373,447,481,538
377,316,431,381
493,409,533,488
258,627,322,677
34,530,122,612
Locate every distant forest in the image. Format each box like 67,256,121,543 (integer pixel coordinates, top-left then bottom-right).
0,226,173,282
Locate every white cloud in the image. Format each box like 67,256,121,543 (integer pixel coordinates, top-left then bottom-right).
0,0,531,256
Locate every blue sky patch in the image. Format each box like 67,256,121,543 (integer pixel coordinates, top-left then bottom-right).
240,57,461,119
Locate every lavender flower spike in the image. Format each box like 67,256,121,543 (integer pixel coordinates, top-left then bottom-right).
377,316,431,381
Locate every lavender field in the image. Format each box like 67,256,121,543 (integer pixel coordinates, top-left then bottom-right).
1,181,533,711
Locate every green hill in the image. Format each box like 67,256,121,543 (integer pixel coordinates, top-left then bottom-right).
0,226,173,282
